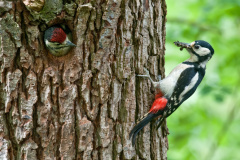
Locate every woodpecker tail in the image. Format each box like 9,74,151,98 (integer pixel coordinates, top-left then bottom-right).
129,97,168,146
129,113,155,146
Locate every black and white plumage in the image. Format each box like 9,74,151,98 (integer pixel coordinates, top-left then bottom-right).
129,40,214,146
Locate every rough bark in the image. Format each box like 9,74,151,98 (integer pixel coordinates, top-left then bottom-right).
0,0,167,159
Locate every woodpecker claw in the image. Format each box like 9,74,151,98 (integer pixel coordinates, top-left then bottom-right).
143,67,150,75
137,68,161,89
137,75,150,78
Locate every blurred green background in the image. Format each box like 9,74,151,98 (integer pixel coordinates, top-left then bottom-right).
165,0,240,159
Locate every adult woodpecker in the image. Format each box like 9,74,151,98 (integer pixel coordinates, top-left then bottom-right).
44,25,76,57
129,40,214,146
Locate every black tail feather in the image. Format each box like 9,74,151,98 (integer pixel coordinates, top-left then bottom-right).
129,113,155,146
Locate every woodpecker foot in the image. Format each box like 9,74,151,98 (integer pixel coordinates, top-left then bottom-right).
162,126,169,137
137,68,161,89
162,122,170,136
137,68,150,77
156,118,169,136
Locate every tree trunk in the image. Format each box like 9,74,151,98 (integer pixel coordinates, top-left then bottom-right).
0,0,167,159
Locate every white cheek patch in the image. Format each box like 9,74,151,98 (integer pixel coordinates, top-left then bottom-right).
193,47,210,56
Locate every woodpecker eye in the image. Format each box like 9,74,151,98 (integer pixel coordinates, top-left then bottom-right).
194,45,200,49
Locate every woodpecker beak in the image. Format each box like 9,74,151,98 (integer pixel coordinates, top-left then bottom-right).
66,40,76,47
190,41,195,48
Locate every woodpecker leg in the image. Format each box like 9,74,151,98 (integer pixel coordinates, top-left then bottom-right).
137,68,161,89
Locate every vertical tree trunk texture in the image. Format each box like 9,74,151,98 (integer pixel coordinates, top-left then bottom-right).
0,0,167,159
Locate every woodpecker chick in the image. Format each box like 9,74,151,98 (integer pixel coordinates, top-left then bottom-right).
130,40,214,146
44,25,76,57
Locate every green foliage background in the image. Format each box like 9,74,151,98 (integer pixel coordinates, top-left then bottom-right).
165,0,240,159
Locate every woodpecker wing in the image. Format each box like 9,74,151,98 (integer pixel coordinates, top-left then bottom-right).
156,62,205,127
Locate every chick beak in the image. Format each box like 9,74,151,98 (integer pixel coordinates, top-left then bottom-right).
66,40,76,47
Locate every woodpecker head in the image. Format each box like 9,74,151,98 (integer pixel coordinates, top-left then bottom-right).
187,40,214,62
174,40,214,63
44,25,76,57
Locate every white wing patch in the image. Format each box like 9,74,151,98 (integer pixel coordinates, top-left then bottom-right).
159,63,193,98
178,72,199,102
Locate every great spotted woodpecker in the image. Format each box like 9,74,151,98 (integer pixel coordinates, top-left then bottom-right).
130,40,214,146
44,25,76,57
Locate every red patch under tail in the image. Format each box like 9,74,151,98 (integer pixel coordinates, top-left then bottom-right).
149,97,168,114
